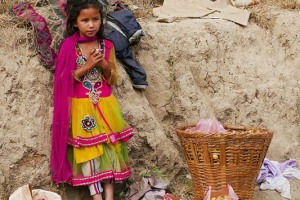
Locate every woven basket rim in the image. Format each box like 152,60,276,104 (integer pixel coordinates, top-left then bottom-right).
176,123,273,139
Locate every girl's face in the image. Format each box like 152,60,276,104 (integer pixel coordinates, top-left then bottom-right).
74,7,101,38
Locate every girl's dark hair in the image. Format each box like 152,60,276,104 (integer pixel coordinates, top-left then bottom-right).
65,0,104,38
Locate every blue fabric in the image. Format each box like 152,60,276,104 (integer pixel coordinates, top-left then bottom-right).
117,48,148,86
104,13,148,87
108,9,144,42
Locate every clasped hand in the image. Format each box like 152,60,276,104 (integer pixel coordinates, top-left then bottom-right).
85,48,107,70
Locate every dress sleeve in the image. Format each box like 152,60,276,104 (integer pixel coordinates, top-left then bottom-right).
106,46,119,85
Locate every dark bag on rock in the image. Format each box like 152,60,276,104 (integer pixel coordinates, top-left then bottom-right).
104,8,148,90
106,9,145,46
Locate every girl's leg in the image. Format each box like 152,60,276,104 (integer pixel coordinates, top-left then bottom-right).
104,183,114,200
92,194,103,200
88,182,103,198
82,160,104,197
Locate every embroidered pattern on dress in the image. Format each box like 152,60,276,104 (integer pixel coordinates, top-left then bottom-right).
76,55,87,66
83,69,103,104
81,115,96,132
76,40,106,104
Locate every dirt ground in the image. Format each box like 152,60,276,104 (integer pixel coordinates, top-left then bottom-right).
0,2,300,200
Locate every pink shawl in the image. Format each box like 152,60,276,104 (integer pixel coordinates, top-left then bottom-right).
50,32,79,184
50,32,114,185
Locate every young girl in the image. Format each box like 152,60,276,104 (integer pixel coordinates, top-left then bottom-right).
50,0,133,199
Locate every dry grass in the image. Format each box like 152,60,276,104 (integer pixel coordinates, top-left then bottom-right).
249,5,277,31
249,0,300,31
0,0,25,14
260,0,300,10
0,0,34,51
122,0,162,18
0,16,34,52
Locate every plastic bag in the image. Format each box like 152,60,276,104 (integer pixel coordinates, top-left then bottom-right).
203,184,238,200
162,193,181,200
186,117,226,133
9,184,61,200
32,189,61,200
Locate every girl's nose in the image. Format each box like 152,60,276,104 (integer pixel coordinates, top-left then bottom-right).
88,21,94,27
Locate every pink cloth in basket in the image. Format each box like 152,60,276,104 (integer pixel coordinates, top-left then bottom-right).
186,117,226,133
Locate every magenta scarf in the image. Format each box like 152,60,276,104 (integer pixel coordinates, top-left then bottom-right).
50,32,79,184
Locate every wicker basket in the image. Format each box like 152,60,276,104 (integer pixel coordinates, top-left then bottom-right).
176,124,273,200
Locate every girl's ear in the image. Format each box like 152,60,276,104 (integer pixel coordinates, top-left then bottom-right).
73,22,78,28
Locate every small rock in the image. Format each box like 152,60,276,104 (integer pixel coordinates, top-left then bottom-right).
186,174,192,179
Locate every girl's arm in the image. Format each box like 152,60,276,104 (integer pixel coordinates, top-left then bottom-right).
104,46,118,85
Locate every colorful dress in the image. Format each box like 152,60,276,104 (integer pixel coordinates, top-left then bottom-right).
68,39,133,186
50,32,133,187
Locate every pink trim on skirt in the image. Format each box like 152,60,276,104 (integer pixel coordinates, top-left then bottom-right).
69,168,132,186
67,133,108,147
67,127,134,147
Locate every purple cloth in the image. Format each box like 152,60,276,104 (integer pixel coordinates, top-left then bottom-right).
50,32,79,184
257,159,299,184
279,159,298,172
279,159,298,178
257,159,278,183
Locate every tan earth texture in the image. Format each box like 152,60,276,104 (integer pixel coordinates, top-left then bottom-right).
0,5,300,200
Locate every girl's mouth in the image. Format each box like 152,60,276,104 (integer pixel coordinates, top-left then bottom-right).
86,31,95,35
